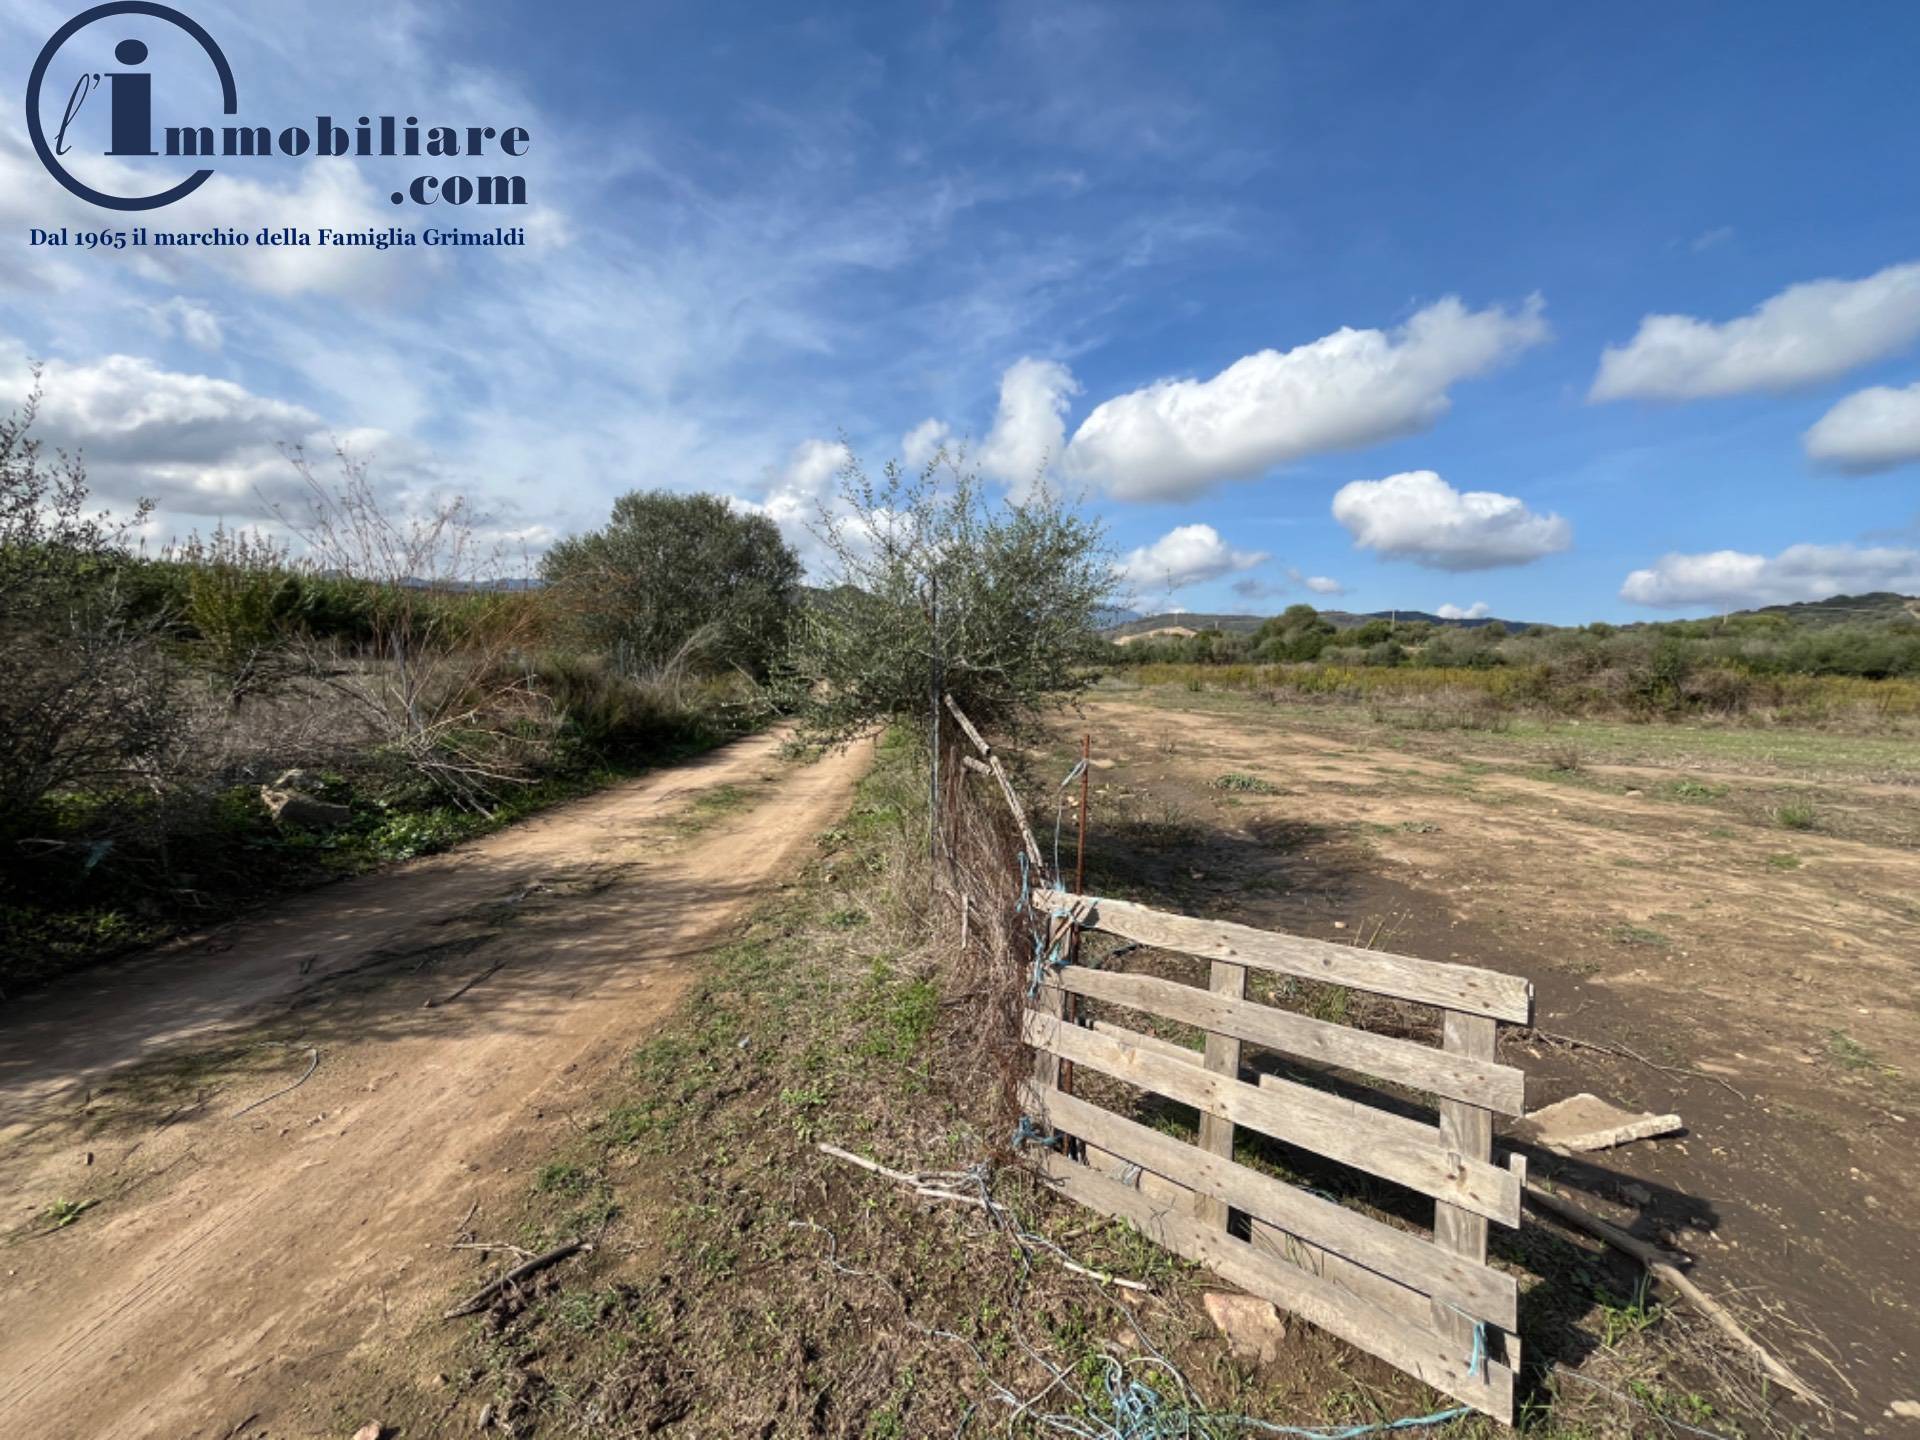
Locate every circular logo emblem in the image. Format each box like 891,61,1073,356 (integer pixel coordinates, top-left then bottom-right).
25,1,237,211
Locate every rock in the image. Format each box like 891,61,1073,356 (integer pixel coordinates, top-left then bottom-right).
1511,1093,1683,1154
272,768,310,789
352,1425,384,1440
260,786,352,828
1889,1400,1920,1418
1202,1290,1289,1364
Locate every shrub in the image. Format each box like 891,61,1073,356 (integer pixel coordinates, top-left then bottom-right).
542,490,800,681
784,450,1113,745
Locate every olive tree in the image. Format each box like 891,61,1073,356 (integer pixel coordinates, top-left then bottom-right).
784,449,1114,747
542,491,801,681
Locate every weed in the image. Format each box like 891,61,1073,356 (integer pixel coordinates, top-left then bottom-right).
1608,923,1670,948
1773,800,1818,831
1667,779,1727,803
1764,852,1801,871
535,1162,591,1198
1544,742,1585,774
37,1197,98,1231
1827,1031,1890,1073
1596,1275,1664,1345
1210,772,1277,794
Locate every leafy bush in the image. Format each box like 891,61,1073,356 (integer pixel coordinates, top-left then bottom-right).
784,451,1114,745
543,490,800,681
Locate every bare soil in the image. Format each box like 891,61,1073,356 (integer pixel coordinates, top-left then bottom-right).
1060,685,1920,1431
0,731,869,1440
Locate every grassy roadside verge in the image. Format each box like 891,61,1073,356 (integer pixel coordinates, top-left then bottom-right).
368,726,1788,1440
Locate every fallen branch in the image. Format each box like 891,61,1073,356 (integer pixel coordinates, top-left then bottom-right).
425,958,507,1008
1520,1026,1746,1102
818,1143,989,1209
442,1238,589,1319
232,1047,319,1118
1523,1185,1823,1406
943,695,1044,870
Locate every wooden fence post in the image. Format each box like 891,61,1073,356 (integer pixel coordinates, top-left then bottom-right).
1195,960,1246,1228
1431,1011,1496,1362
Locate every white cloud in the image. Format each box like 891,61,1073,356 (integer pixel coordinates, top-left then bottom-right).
145,298,224,351
1300,573,1346,595
1058,295,1548,501
979,358,1078,494
0,340,325,518
1116,523,1268,593
901,418,953,469
1331,470,1572,571
1436,601,1492,620
1691,227,1734,254
1621,543,1920,608
1803,381,1920,473
1591,262,1920,402
742,437,852,569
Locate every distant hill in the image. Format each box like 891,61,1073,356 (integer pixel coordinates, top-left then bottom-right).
1728,591,1920,627
1102,608,1547,639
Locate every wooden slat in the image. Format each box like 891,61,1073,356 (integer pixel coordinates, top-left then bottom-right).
1022,1083,1517,1328
1431,1013,1497,1357
1037,889,1532,1023
1194,959,1245,1228
1051,967,1526,1114
1034,1151,1515,1422
1023,1013,1521,1225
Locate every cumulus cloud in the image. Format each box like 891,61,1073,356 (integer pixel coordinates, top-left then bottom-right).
901,418,953,469
1591,262,1920,402
1116,523,1268,594
1055,295,1547,501
0,341,324,516
1436,601,1492,620
1300,573,1346,595
1803,381,1920,473
1620,543,1920,608
742,437,851,569
1331,470,1571,571
978,358,1079,494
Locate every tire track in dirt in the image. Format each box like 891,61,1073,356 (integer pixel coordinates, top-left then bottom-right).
0,731,870,1440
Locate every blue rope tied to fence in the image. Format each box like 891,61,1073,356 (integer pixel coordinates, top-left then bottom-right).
1011,1114,1061,1149
1089,1358,1472,1439
1019,851,1079,996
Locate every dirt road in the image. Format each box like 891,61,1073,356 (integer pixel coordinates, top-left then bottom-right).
0,732,868,1440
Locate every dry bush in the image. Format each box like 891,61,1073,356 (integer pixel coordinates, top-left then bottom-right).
278,445,556,811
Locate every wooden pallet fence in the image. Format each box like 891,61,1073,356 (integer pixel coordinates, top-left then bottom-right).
1019,888,1533,1424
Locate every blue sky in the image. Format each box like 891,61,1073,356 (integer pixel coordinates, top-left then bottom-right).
5,1,1919,623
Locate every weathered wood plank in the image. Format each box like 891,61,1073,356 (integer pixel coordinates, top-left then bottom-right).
1033,1150,1515,1422
1051,966,1526,1115
1431,1013,1497,1353
1022,1083,1517,1328
1194,959,1245,1228
1023,1013,1521,1225
1036,889,1532,1023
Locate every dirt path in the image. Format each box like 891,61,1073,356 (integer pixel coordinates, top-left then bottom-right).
0,732,869,1440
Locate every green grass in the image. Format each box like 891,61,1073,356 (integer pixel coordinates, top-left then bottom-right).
36,1197,99,1231
1210,771,1279,793
1773,800,1819,831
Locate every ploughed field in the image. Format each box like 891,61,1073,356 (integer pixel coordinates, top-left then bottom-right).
1048,680,1919,1429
